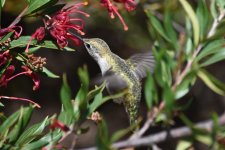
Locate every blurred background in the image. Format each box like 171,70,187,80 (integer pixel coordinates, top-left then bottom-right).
1,0,225,149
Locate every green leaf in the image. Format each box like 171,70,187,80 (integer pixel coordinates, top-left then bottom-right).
25,0,58,15
144,72,157,109
176,140,192,150
197,69,225,95
0,109,20,136
88,92,103,114
175,72,196,99
21,131,62,150
15,117,49,145
96,119,111,150
60,74,73,114
163,84,174,112
1,0,5,7
7,106,34,143
87,82,106,101
195,135,212,146
164,9,178,49
210,0,218,19
42,67,59,78
145,10,172,43
197,39,225,61
110,120,140,143
196,0,210,40
89,91,125,114
9,36,74,51
74,66,90,120
179,0,200,45
200,47,225,67
216,0,225,10
58,111,73,125
0,32,14,43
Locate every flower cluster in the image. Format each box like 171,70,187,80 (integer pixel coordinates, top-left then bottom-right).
0,50,43,107
26,2,89,52
100,0,136,30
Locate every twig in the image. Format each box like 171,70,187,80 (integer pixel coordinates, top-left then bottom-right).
81,112,225,150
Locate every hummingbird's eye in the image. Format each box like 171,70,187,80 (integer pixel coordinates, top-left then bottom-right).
85,43,91,49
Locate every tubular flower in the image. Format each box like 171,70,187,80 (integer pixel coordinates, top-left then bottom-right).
100,0,136,30
0,65,15,87
21,66,40,91
26,2,89,51
0,50,11,67
0,65,40,91
50,119,70,132
0,26,22,39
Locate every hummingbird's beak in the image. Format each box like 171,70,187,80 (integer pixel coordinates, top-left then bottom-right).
68,31,83,42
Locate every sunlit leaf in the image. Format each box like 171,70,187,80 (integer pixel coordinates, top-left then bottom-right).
179,0,200,45
196,135,212,146
1,0,5,7
210,0,218,19
197,69,225,95
200,48,225,67
176,140,192,150
196,0,210,40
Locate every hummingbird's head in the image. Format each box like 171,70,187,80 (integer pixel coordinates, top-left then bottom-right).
83,38,111,60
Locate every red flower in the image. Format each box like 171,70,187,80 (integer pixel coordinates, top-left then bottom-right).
21,66,40,91
0,50,11,67
0,26,22,39
25,27,45,53
0,65,40,91
100,0,136,30
44,3,89,48
50,119,70,132
0,65,15,87
26,2,89,51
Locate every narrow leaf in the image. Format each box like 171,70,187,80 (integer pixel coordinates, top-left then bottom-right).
197,69,225,95
60,74,73,114
16,117,49,145
42,67,59,78
145,10,172,43
179,0,200,45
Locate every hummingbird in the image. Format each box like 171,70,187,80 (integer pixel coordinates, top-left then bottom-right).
82,38,155,124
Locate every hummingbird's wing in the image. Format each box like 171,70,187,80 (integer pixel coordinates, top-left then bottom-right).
126,52,155,80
